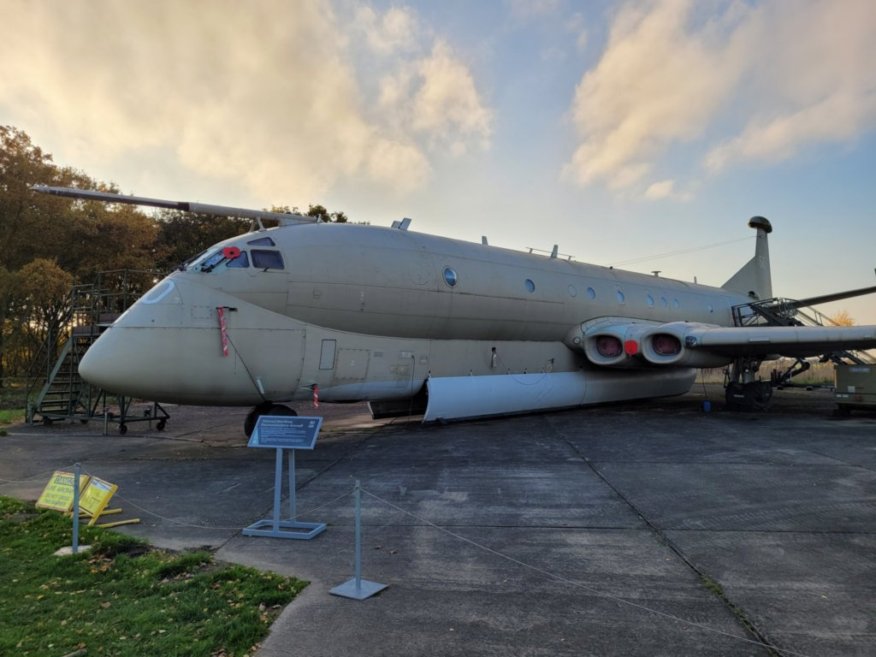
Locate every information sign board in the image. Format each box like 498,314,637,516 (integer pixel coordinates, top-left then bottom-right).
36,471,91,512
248,416,322,450
79,476,119,526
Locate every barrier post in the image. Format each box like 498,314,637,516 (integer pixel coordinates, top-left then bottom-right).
330,481,388,600
72,464,81,554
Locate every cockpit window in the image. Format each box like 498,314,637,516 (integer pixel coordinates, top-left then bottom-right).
198,250,227,272
247,236,276,246
252,249,284,270
226,251,250,268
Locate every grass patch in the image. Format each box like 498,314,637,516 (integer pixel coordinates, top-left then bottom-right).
0,408,24,425
0,496,307,656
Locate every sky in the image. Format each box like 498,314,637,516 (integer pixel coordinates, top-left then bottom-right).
2,0,875,323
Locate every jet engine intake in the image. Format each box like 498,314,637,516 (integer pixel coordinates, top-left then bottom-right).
640,322,731,368
575,322,656,368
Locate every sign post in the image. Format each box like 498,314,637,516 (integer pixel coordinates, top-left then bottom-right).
243,415,326,540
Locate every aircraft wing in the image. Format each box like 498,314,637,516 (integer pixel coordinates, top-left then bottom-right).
573,320,876,368
678,324,876,359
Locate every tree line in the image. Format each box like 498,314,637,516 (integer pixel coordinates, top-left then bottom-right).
0,125,347,383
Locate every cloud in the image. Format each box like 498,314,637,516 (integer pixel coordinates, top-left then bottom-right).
355,5,419,55
0,0,493,203
565,0,876,196
565,0,746,189
378,40,493,155
705,0,876,171
644,178,691,202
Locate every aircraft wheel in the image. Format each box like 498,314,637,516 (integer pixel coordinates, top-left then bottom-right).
267,404,297,417
119,423,128,435
725,381,772,411
156,419,167,431
749,382,773,410
724,382,745,411
244,403,297,436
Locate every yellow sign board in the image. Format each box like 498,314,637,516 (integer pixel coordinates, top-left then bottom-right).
36,471,91,512
79,476,119,526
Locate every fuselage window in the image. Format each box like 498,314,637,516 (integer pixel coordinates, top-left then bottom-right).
443,267,458,287
568,284,577,298
587,287,596,300
672,298,680,309
646,293,655,307
226,251,250,268
616,290,625,304
252,249,285,270
247,236,276,246
525,278,535,293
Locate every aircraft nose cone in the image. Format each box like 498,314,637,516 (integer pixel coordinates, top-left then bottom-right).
78,328,130,394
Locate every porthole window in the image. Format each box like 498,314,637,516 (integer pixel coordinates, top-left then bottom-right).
568,284,578,298
616,290,625,304
587,287,596,300
525,278,536,293
443,267,458,287
646,293,655,307
707,304,714,314
672,298,680,309
661,296,669,308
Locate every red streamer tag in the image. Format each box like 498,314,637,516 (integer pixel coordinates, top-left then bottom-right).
312,384,320,409
217,307,229,357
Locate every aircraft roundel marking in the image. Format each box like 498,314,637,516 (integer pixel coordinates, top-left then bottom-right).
223,246,241,260
624,340,639,356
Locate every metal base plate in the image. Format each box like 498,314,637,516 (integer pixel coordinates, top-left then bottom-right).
330,577,388,600
243,519,326,540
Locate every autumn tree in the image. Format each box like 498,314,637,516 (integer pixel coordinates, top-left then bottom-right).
0,125,354,381
305,203,348,223
0,127,159,380
830,310,855,326
7,259,74,369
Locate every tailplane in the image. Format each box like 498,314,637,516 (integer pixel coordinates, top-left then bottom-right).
722,216,773,299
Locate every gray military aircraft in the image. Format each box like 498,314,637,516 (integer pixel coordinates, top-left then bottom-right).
35,185,876,434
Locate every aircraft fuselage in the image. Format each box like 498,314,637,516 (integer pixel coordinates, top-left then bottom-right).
79,222,751,418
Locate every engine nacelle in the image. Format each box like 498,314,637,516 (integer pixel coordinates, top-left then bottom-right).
640,322,732,368
572,322,657,368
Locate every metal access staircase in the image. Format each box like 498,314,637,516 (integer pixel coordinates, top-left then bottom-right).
733,297,876,365
26,270,170,432
28,323,103,423
728,296,876,399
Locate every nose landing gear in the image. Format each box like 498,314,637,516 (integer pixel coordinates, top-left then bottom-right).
244,402,298,437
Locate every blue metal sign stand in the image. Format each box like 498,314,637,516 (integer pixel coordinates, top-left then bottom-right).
243,416,326,540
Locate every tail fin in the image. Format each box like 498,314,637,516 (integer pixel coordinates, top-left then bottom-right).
722,216,773,299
